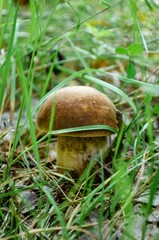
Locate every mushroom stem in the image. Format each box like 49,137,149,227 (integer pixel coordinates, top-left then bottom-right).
57,135,108,176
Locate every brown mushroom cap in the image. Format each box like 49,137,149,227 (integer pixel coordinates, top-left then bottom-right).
14,0,29,6
36,86,121,137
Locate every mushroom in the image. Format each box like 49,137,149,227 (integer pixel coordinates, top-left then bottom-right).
36,86,122,176
14,0,29,6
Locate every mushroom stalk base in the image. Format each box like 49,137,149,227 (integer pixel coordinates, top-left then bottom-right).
57,135,108,176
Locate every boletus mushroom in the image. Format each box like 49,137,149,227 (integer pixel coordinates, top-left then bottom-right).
36,86,122,176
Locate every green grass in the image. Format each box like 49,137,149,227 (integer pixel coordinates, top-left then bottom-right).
0,0,159,239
